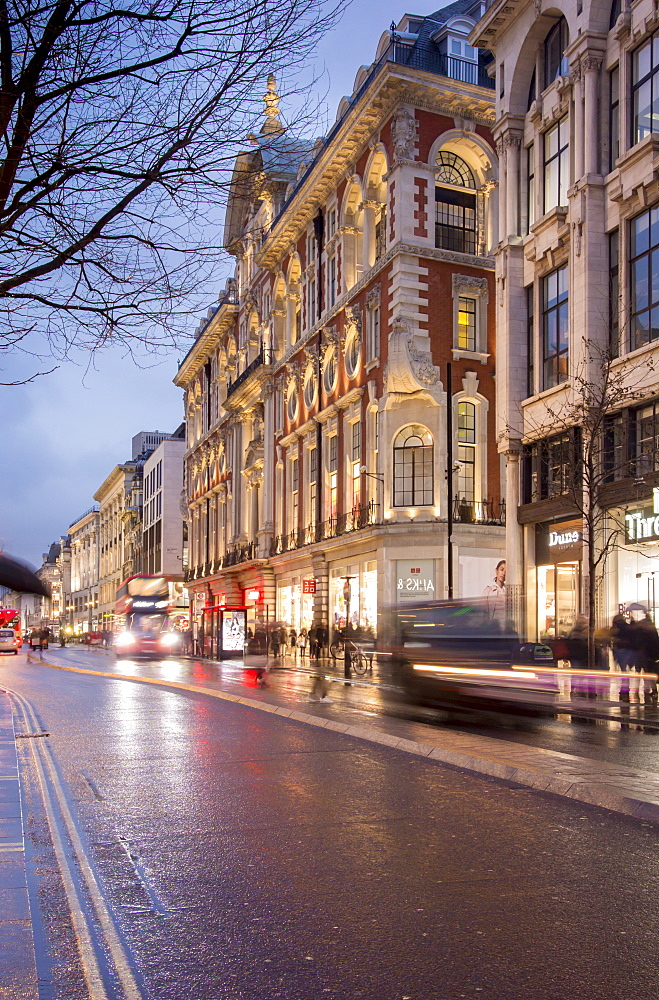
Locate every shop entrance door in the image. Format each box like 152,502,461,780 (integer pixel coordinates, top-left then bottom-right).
537,562,580,640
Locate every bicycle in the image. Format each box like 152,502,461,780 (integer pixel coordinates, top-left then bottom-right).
330,637,373,676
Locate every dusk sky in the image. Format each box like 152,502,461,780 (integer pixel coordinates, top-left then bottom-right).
0,0,432,568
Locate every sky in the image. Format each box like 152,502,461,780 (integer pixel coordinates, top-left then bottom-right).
0,0,439,569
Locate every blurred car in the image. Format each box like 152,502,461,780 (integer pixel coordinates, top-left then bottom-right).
0,628,20,654
377,599,557,715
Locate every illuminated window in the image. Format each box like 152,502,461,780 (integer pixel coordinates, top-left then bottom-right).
393,425,433,507
457,297,476,351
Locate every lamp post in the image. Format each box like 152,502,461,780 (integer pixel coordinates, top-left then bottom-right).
360,466,384,523
340,574,357,681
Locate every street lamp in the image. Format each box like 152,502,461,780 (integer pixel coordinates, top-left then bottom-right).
340,574,357,682
360,466,384,523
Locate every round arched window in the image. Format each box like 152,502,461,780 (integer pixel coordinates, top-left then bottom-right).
393,424,434,507
303,364,317,408
287,382,298,422
436,151,475,188
323,348,337,394
345,329,361,378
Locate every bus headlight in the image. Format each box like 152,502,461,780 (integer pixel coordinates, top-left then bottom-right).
115,631,135,648
160,632,179,647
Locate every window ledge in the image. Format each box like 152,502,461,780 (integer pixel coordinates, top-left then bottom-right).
610,338,659,369
452,349,489,365
522,380,570,408
529,205,569,239
365,357,380,372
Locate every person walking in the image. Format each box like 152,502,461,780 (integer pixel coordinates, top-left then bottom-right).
289,628,297,658
630,611,659,703
298,627,308,656
316,623,328,659
308,625,319,661
611,612,634,701
567,615,590,698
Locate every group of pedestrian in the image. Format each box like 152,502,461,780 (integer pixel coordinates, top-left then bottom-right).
610,610,659,702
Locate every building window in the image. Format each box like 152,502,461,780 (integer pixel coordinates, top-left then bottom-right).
329,435,338,519
630,206,659,351
307,276,316,327
522,429,581,503
290,458,299,533
544,17,569,89
457,297,476,351
609,229,619,357
327,207,336,239
309,446,317,522
393,425,434,507
328,255,336,307
287,381,298,422
375,209,387,260
609,65,619,172
303,363,317,409
435,152,477,255
542,265,568,389
457,402,476,501
635,402,659,475
526,284,535,397
350,421,361,510
543,117,569,213
632,31,659,146
323,347,337,394
366,288,381,361
345,327,361,378
526,144,535,233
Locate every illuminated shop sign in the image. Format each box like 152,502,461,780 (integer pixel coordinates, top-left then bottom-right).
625,488,659,544
396,560,435,603
131,598,168,611
549,530,581,547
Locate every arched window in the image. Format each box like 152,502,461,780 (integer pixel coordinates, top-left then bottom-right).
393,425,434,507
435,152,477,255
457,402,476,501
544,17,569,89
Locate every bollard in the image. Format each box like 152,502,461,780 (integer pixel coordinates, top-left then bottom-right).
344,644,351,685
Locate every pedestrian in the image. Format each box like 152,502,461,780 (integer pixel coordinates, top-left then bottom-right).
289,627,297,656
630,612,659,703
308,624,319,660
611,612,634,701
298,627,308,656
271,628,280,657
58,629,66,647
316,622,328,658
567,615,591,698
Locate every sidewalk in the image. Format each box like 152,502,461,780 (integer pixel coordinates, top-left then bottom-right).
0,690,38,999
29,646,659,825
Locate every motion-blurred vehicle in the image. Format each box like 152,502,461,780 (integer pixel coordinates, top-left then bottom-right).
377,599,557,715
0,627,20,654
0,609,22,650
113,575,184,659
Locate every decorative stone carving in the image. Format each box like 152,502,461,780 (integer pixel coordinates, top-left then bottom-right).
386,318,441,394
452,273,489,299
391,105,418,160
462,371,480,398
366,282,381,307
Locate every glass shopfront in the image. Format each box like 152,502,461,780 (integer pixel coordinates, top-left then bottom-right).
535,519,582,640
276,575,315,632
329,559,378,635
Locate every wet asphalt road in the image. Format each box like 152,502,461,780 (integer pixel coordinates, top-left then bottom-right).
4,648,659,1000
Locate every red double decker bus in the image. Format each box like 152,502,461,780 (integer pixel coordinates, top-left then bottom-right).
0,609,22,653
114,575,183,658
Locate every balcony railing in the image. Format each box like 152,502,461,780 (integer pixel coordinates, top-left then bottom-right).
387,43,495,89
452,497,505,525
269,501,380,557
225,348,272,400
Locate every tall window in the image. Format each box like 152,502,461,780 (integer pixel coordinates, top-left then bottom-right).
542,265,568,389
329,435,338,518
543,117,569,213
290,458,299,533
328,255,336,307
526,284,535,397
366,298,380,361
309,446,317,523
526,144,535,233
632,31,659,146
393,425,434,507
609,229,619,356
435,152,477,255
522,430,580,503
635,403,659,475
630,206,659,350
609,66,620,172
375,210,387,260
457,296,476,351
307,276,316,327
544,17,569,89
351,421,361,509
457,402,476,501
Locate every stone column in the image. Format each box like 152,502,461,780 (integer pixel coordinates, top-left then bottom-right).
483,180,498,253
505,133,521,237
504,447,524,631
362,201,377,270
572,59,584,181
583,56,602,176
495,138,506,243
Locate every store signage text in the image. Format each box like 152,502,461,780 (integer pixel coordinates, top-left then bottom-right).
131,598,168,610
397,576,435,593
549,530,581,547
625,509,659,543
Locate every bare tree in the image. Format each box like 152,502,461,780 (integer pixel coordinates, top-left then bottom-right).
525,341,654,668
0,0,345,357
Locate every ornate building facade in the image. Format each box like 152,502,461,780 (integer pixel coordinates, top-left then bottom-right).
472,0,659,639
176,4,506,649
